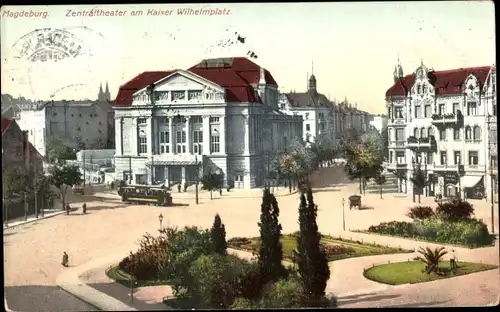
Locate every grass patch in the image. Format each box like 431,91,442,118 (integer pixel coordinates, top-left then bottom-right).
364,261,498,285
228,234,413,262
105,265,171,288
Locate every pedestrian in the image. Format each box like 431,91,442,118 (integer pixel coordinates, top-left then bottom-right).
219,188,222,196
82,203,87,214
66,204,71,215
61,252,69,267
177,184,181,193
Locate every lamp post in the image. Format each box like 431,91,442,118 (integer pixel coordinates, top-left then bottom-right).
216,168,222,196
341,197,346,231
411,157,416,203
158,213,163,230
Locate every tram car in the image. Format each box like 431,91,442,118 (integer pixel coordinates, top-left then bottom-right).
120,185,173,206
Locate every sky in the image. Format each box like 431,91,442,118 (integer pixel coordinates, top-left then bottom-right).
0,2,495,114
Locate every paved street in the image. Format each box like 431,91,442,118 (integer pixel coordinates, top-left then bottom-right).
3,166,499,310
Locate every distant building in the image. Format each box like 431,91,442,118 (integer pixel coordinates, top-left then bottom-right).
369,114,388,134
113,57,303,188
278,72,336,146
385,60,497,200
334,98,373,144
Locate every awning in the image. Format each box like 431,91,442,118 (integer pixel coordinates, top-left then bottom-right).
461,176,484,188
146,160,200,166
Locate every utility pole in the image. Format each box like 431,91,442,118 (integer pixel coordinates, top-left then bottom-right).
34,163,38,219
195,154,199,205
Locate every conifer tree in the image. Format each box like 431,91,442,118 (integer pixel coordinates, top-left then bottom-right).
296,188,330,299
211,213,227,255
258,188,287,283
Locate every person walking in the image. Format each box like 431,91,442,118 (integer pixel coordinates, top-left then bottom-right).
82,203,87,214
61,252,69,267
66,204,71,215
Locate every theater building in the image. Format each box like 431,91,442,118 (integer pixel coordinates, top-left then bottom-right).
113,57,303,189
385,61,497,200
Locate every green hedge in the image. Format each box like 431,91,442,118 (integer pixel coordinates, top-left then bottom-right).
367,218,495,248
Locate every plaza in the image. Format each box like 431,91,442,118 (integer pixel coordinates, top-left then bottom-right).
3,166,499,310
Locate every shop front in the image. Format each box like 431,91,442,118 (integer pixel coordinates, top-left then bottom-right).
462,175,485,200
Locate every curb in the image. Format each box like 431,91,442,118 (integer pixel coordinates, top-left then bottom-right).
4,211,66,230
56,256,138,311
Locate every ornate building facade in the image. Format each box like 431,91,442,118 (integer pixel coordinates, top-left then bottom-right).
113,57,303,189
385,61,497,200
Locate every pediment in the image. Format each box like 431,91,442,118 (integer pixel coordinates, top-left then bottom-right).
133,70,224,96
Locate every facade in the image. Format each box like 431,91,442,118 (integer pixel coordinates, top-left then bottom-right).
369,114,389,134
113,57,303,189
334,99,373,144
385,61,497,200
16,100,114,157
1,116,43,174
278,74,336,146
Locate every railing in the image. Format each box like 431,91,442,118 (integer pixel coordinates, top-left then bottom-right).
431,111,462,124
407,136,433,148
389,140,406,148
433,164,458,170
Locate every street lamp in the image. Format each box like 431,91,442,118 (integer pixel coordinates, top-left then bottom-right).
341,197,346,231
158,213,163,230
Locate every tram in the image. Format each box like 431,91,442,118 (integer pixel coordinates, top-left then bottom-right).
120,185,173,206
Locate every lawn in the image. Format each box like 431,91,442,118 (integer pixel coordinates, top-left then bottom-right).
228,234,413,261
105,265,171,288
363,261,498,285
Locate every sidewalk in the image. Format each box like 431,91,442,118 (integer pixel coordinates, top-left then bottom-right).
3,209,66,230
56,255,138,311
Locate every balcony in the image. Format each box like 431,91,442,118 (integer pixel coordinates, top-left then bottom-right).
386,162,408,170
407,136,434,149
389,140,406,148
431,111,463,125
433,164,458,171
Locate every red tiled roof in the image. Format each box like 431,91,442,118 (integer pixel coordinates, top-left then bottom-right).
114,57,274,107
386,66,492,98
1,116,12,134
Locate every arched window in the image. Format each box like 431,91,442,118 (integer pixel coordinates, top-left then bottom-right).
414,128,419,138
421,127,427,138
428,126,434,138
473,126,481,141
417,84,422,94
465,126,472,140
422,84,427,93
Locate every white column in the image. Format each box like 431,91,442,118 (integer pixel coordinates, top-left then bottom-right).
202,116,210,154
168,117,174,154
114,118,122,155
185,117,191,154
131,117,139,156
181,166,186,184
165,166,169,186
146,117,153,155
244,116,250,154
220,116,226,154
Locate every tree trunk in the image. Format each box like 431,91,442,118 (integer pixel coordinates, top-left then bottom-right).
363,178,366,195
210,191,213,200
380,185,383,199
418,191,421,204
359,178,362,194
288,177,292,193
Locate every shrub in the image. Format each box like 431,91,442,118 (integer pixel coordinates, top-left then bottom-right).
368,221,414,237
227,237,251,247
118,233,168,281
231,297,259,309
406,205,435,220
261,275,304,308
211,214,227,255
188,254,252,309
416,246,448,274
435,199,474,221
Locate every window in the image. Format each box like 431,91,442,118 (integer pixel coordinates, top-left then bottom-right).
422,84,427,93
388,107,392,119
280,103,285,109
319,113,324,119
454,151,461,165
395,128,404,141
414,105,422,118
426,152,433,164
193,130,203,155
465,126,472,140
389,151,393,163
396,151,405,164
210,117,220,123
137,118,147,125
438,104,445,115
428,126,434,138
440,151,447,165
473,126,481,141
306,124,311,131
210,134,220,153
453,128,461,140
468,151,479,165
172,91,186,100
421,127,427,138
176,130,186,153
491,156,498,170
139,136,147,154
415,152,422,163
413,128,419,138
159,131,170,153
424,105,431,118
417,84,422,94
452,103,459,114
439,128,447,141
395,107,403,118
467,102,477,115
305,113,310,120
188,90,202,100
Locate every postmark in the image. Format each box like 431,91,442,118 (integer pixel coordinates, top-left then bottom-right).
8,27,106,100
